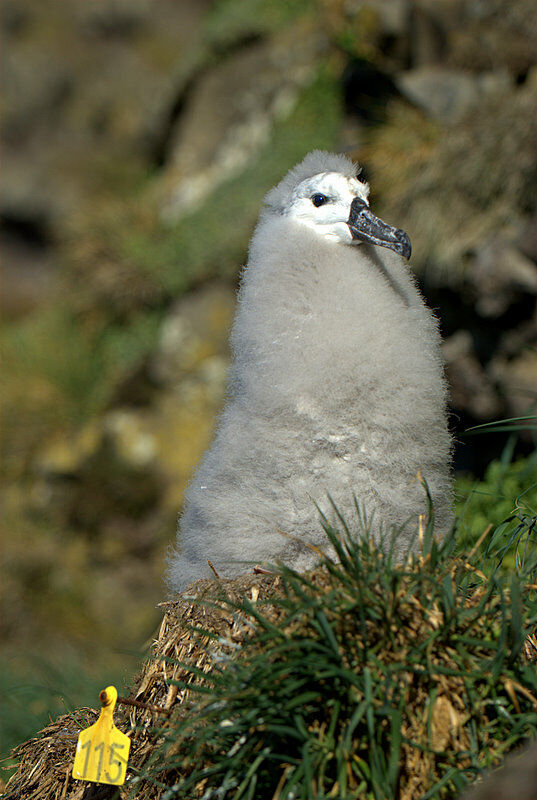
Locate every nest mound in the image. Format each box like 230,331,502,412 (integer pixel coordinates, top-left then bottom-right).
3,573,282,800
4,540,537,800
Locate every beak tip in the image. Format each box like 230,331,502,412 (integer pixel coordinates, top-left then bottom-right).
395,229,411,260
348,199,412,260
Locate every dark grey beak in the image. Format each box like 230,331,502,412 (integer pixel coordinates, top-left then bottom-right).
347,197,411,260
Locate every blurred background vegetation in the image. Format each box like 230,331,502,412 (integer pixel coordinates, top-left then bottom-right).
1,0,536,773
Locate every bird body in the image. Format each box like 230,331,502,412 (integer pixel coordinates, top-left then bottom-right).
167,151,452,592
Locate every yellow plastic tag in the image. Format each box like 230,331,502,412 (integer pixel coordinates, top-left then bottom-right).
72,686,130,785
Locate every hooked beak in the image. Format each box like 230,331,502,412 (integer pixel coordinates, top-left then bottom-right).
347,197,411,260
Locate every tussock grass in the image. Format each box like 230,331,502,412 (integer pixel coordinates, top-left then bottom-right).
136,517,537,800
455,435,537,576
5,512,537,799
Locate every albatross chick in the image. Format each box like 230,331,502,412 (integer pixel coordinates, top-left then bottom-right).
167,151,452,592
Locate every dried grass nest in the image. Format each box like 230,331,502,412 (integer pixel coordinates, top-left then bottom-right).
4,549,537,800
3,573,282,800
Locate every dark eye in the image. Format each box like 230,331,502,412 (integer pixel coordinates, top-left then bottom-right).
311,193,329,207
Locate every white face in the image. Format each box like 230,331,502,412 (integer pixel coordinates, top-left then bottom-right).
285,171,370,244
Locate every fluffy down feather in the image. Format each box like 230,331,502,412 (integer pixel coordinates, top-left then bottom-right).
167,151,452,592
264,150,360,213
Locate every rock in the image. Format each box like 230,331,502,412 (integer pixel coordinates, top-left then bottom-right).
0,0,209,225
1,25,75,221
33,409,162,523
103,410,158,468
72,0,153,36
3,0,537,713
396,67,512,123
0,225,56,319
33,283,235,522
469,239,537,318
443,331,501,419
37,424,164,533
160,30,324,220
447,0,537,76
35,421,103,478
489,347,537,422
409,0,462,67
517,214,537,263
367,76,537,282
495,317,537,360
361,0,410,38
150,283,235,387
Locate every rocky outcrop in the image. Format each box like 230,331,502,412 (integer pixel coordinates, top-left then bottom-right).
1,0,536,751
161,29,325,220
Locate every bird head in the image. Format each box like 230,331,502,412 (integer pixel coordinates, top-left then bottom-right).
264,151,411,260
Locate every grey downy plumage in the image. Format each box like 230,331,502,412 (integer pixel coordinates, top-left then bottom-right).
167,151,453,592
